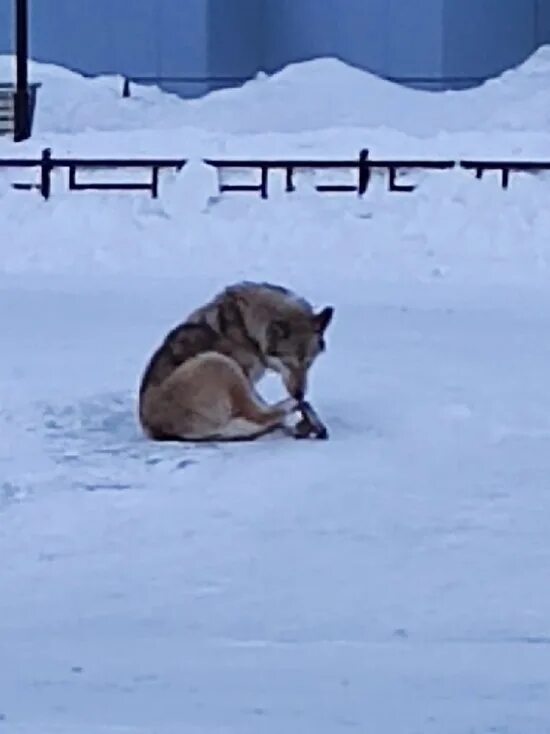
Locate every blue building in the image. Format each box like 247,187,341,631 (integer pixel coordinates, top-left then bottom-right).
1,0,549,95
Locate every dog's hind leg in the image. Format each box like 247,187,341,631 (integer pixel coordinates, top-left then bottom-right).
169,397,299,443
141,353,300,442
225,384,299,439
211,416,287,441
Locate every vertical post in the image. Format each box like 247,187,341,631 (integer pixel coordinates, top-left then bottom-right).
40,147,52,199
285,166,295,193
151,166,160,198
260,164,269,199
13,0,30,142
357,148,370,196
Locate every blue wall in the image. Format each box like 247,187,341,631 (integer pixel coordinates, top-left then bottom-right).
536,0,550,44
384,0,444,86
263,0,390,78
0,0,210,96
1,0,550,94
263,0,447,87
29,0,157,77
156,0,208,97
443,0,538,88
262,0,550,90
0,0,13,55
207,0,263,89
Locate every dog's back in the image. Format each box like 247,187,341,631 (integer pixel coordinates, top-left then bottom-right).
139,321,219,398
141,281,315,395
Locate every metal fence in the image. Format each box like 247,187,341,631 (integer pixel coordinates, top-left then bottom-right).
0,148,549,201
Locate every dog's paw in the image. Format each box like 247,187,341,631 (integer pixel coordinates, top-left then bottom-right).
293,416,329,440
314,425,329,440
293,417,314,439
294,400,329,440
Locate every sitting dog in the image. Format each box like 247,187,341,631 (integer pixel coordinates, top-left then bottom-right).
138,281,333,442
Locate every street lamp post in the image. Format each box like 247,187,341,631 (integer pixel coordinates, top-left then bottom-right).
13,0,30,141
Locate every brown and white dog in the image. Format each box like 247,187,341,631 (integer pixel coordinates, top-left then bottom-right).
138,281,333,442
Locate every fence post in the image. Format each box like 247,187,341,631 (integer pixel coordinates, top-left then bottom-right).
285,166,295,193
40,147,53,199
151,166,160,198
122,78,131,98
260,164,269,199
358,148,370,196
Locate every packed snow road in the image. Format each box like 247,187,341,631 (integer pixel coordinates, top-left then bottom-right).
1,277,549,733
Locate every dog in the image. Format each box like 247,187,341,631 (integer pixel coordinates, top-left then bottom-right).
138,281,333,442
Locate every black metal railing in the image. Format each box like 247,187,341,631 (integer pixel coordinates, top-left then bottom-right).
459,159,550,190
0,148,549,201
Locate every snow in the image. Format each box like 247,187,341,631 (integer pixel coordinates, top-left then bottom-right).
1,47,550,733
6,48,550,156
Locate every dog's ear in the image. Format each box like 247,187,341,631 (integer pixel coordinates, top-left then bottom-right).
270,319,290,341
313,306,334,334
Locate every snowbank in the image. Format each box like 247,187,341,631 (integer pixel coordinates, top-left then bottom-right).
2,165,550,288
2,49,550,285
3,46,550,140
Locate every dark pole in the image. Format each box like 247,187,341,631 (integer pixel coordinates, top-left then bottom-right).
13,0,30,141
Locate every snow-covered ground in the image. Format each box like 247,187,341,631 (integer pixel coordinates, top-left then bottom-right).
2,49,550,733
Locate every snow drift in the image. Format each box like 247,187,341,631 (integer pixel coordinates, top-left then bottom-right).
3,45,550,140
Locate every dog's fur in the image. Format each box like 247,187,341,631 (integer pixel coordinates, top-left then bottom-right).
138,281,333,442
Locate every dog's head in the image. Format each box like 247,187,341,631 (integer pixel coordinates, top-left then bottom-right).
266,306,334,400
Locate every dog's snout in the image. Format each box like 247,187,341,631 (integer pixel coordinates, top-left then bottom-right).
280,365,308,403
288,371,307,402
